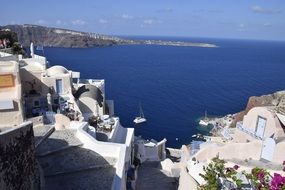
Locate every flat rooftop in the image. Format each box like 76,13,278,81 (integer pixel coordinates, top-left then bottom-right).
0,87,18,100
0,61,18,73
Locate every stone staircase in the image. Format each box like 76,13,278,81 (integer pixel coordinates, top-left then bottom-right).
136,161,177,190
33,125,117,190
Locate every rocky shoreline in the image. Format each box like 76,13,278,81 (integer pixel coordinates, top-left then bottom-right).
199,90,285,137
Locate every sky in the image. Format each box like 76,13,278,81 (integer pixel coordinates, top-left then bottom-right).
1,0,285,41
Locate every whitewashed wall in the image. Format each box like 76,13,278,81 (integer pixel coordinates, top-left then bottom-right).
76,122,130,190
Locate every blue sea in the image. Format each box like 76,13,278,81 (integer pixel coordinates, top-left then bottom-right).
42,37,285,148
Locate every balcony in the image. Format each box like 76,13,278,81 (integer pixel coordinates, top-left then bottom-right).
74,79,105,92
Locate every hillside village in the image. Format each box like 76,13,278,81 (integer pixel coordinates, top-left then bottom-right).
0,32,169,189
1,30,285,190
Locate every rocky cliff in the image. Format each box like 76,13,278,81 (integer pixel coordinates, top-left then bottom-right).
234,90,285,123
0,24,217,48
0,24,123,48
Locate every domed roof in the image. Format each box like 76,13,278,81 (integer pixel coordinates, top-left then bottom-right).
74,84,104,107
47,65,69,76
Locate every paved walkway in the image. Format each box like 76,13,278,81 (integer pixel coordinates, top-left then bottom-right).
35,126,117,190
136,162,177,190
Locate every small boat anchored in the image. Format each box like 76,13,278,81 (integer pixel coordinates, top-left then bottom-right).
36,44,45,56
133,103,146,124
199,110,209,126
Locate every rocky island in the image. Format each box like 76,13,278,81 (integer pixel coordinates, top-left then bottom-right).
0,24,217,48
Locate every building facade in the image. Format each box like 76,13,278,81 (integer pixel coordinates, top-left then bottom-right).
0,58,24,128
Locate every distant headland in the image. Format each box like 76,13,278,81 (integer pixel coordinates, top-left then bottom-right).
125,39,218,48
0,24,218,48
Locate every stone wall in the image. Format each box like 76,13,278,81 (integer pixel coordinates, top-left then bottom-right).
0,122,38,190
178,168,198,190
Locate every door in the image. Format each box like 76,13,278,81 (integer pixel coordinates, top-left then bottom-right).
261,138,275,162
45,111,55,124
255,116,266,138
56,79,63,94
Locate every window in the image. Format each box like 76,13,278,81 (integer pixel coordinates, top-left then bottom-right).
53,99,59,104
34,100,39,107
55,79,63,94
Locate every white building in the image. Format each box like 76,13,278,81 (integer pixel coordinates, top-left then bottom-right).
0,45,135,190
0,58,24,127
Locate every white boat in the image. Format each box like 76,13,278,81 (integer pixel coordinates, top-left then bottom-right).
36,45,45,56
36,45,44,51
133,104,146,124
199,111,209,126
199,119,209,126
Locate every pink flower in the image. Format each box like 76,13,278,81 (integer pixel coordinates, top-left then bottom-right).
257,171,265,181
282,161,285,166
270,173,285,190
233,165,240,170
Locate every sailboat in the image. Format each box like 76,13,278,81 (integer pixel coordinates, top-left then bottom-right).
133,104,146,124
199,110,209,126
36,45,45,56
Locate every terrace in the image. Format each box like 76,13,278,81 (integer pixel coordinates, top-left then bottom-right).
74,78,105,92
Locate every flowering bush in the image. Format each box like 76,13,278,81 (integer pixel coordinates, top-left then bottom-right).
270,173,285,190
199,156,242,190
245,166,285,190
199,157,285,190
245,167,271,189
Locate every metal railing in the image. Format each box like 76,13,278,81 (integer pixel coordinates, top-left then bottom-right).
236,121,262,140
78,79,104,85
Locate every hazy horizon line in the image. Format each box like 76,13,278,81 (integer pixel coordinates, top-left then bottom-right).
2,23,285,43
